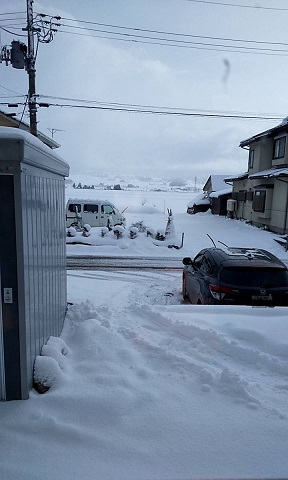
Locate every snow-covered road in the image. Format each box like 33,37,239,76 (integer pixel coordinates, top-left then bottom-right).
66,255,183,269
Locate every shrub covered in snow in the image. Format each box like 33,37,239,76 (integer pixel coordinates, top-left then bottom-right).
67,226,77,237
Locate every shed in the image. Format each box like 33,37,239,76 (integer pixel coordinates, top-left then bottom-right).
209,187,232,215
0,109,60,150
0,127,69,400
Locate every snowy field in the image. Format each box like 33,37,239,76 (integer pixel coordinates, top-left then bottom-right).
65,184,288,260
1,185,288,480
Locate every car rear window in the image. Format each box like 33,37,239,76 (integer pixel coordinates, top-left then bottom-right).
220,267,288,287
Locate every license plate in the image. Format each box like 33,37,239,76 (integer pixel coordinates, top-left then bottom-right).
252,295,272,301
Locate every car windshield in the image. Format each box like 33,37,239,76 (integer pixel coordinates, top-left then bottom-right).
221,267,288,287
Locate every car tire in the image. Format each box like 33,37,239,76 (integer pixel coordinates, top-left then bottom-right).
182,275,188,300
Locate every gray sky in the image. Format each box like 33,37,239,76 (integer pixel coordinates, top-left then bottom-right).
1,0,288,182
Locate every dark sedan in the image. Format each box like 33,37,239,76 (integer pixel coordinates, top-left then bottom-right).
182,247,288,306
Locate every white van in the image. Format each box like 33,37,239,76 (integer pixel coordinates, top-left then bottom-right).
66,198,126,228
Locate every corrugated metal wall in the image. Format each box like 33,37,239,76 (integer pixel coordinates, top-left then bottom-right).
20,170,67,391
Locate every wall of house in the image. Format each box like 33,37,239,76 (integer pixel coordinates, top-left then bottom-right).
267,179,288,233
248,138,273,175
231,179,252,222
232,176,288,234
232,125,288,234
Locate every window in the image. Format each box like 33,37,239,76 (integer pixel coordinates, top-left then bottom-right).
83,204,98,213
237,191,247,202
68,203,81,213
248,149,254,168
273,136,286,159
252,190,266,212
193,253,205,268
193,253,213,274
102,204,114,214
221,268,288,287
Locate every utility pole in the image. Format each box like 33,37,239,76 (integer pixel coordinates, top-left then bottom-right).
25,0,37,137
1,4,60,136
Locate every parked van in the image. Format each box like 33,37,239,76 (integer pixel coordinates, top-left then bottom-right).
66,198,126,228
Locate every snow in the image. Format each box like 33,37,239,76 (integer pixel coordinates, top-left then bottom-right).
249,166,288,179
1,184,288,480
187,193,210,208
206,174,230,192
209,187,232,198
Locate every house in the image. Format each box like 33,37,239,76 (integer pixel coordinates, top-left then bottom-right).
0,109,60,150
203,175,232,215
187,174,232,215
203,174,231,194
226,118,288,234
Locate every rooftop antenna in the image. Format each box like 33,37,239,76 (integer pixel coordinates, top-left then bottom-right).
207,233,216,247
218,240,229,248
47,128,64,138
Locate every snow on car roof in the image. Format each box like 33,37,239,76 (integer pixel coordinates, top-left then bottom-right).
67,198,116,205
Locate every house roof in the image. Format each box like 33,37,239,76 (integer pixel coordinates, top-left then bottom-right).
0,110,60,149
240,117,288,148
248,167,288,179
223,172,248,182
209,187,232,198
203,174,232,192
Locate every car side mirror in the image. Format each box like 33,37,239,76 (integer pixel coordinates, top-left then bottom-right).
182,257,193,265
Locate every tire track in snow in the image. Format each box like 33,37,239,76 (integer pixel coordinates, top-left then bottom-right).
120,304,288,418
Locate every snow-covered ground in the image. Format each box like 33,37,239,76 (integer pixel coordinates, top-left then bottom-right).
1,185,288,480
65,185,287,260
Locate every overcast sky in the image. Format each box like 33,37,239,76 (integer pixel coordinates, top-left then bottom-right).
1,0,288,181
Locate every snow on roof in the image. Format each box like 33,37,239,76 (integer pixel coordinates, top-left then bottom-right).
0,126,69,176
209,187,232,198
240,116,288,147
187,193,210,207
224,172,248,182
249,167,288,179
204,174,230,192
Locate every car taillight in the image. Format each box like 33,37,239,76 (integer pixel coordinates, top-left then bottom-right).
209,284,239,300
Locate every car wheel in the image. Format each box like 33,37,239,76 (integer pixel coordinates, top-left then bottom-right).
182,275,189,301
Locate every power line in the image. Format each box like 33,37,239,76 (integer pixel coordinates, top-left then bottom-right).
36,104,285,120
0,12,26,16
0,101,283,120
58,17,288,47
38,94,287,118
184,0,288,11
58,24,288,53
54,16,288,55
57,29,288,56
0,24,26,36
0,83,24,95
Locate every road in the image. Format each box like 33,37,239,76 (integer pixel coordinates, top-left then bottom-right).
66,254,288,270
66,255,183,270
